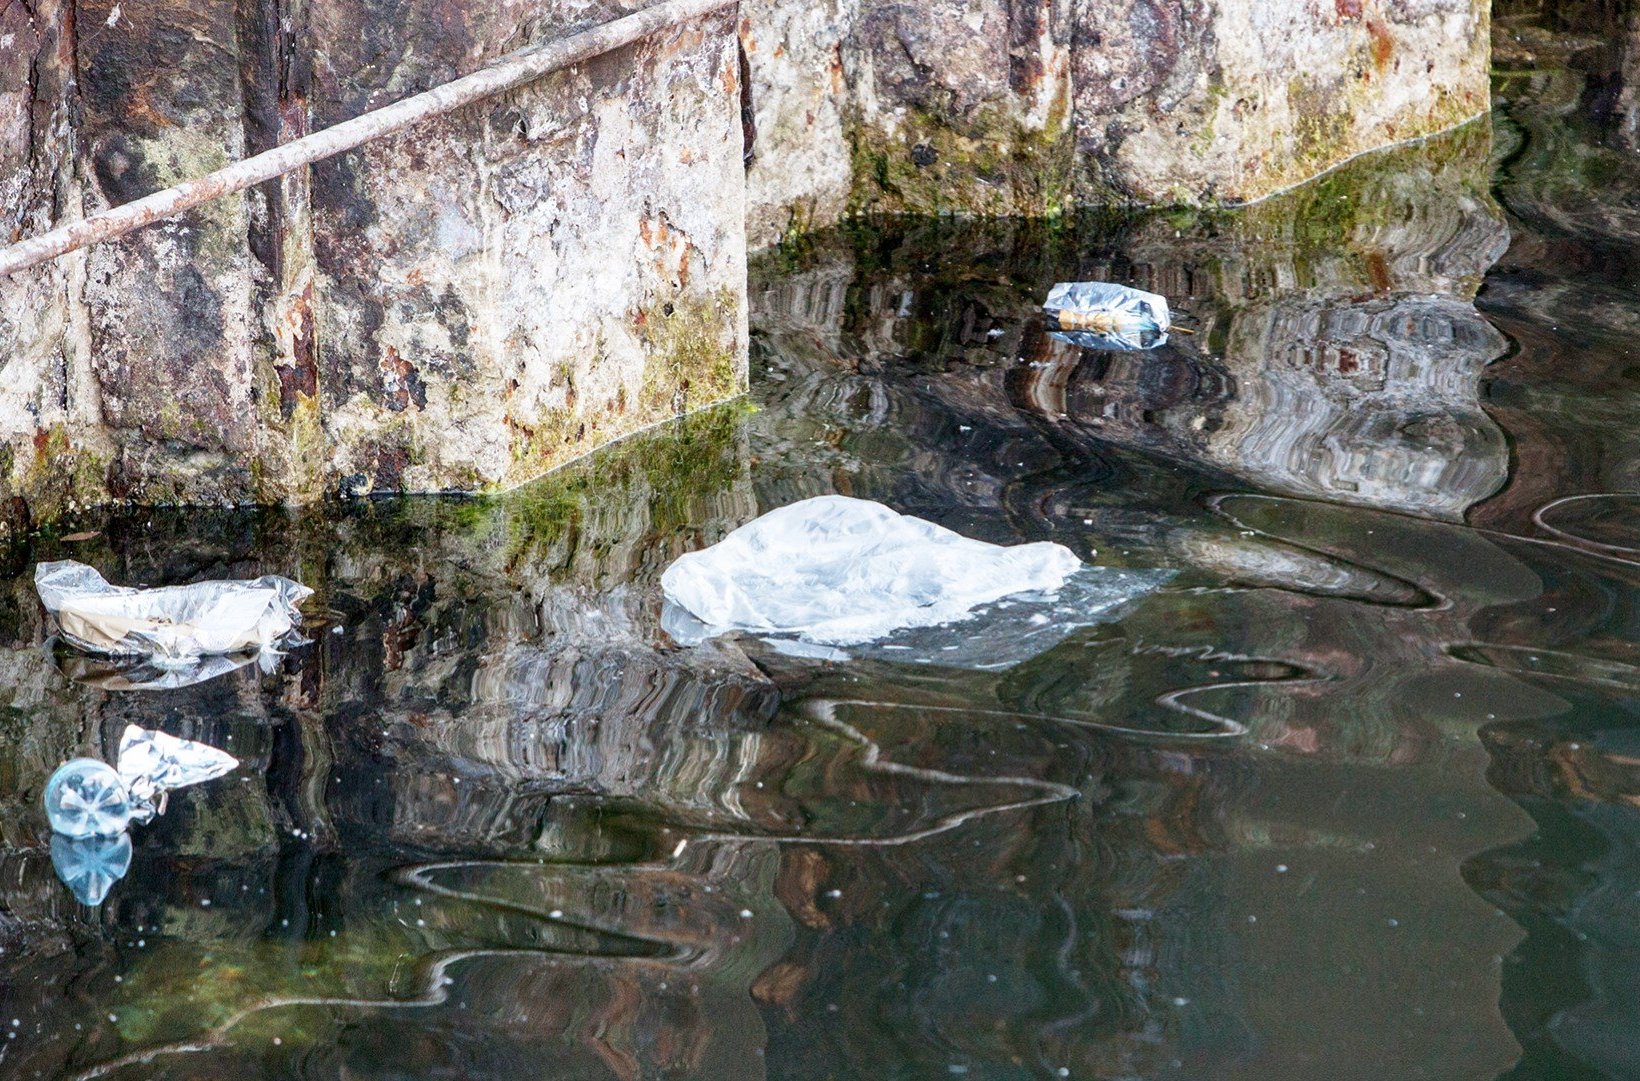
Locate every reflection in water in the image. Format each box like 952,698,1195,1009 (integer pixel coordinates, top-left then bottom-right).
1017,294,1510,519
1002,121,1513,522
54,647,266,691
49,833,131,907
0,47,1639,1079
1532,494,1640,555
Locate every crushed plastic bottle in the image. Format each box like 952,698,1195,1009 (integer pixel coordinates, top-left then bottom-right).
1041,281,1170,351
35,560,313,662
50,832,132,906
44,725,239,843
44,759,134,838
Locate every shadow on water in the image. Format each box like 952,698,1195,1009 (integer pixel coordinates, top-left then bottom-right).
5,28,1640,1080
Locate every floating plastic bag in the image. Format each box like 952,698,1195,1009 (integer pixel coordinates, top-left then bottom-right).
35,560,312,662
849,566,1172,670
669,567,1180,669
661,495,1085,647
1042,281,1170,351
44,724,240,838
666,565,1173,670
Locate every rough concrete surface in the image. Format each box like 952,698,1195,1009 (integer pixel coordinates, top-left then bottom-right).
0,0,747,522
742,0,1492,239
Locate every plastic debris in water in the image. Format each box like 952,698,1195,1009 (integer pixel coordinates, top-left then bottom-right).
35,560,313,663
45,724,238,843
116,725,239,805
661,495,1083,646
44,759,135,838
849,566,1173,670
1041,281,1170,351
50,832,133,906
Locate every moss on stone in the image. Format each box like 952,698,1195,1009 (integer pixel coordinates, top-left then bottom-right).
845,98,1076,218
638,286,745,415
1232,56,1488,205
1280,77,1358,187
249,348,326,504
1240,113,1494,271
496,397,750,569
501,288,745,493
3,426,113,529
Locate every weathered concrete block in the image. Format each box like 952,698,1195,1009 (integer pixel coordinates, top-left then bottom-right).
0,0,748,522
308,6,747,496
0,0,114,523
741,0,1077,234
742,0,1492,234
739,0,857,247
1074,0,1492,204
741,0,1074,227
845,0,1075,217
75,0,266,504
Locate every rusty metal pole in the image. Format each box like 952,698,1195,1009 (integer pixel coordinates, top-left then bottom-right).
0,0,737,279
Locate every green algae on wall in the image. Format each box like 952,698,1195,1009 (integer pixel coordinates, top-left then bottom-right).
3,427,112,528
499,397,752,573
845,98,1076,219
637,287,747,417
1208,114,1501,294
504,288,747,494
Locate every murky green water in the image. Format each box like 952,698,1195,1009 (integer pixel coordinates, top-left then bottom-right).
3,56,1640,1081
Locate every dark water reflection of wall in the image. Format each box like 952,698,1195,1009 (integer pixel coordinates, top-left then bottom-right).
0,405,1247,1079
756,119,1513,524
0,412,798,1078
741,101,1640,1076
1463,48,1640,1078
745,81,1640,1075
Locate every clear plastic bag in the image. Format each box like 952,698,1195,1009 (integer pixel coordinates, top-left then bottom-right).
35,560,312,662
55,650,265,691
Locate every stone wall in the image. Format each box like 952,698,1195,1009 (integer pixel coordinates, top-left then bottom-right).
0,0,748,519
741,0,1493,245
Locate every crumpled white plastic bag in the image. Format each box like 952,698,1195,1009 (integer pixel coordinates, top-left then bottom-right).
35,560,313,662
660,495,1084,646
